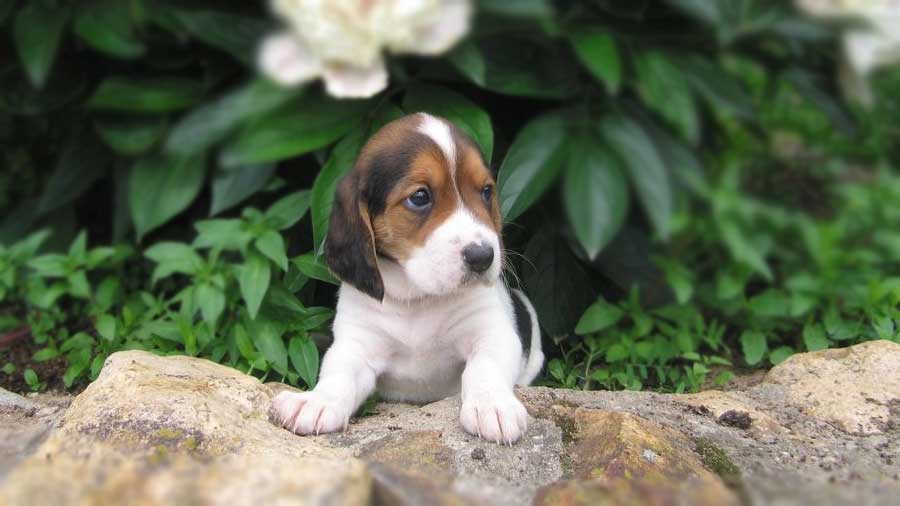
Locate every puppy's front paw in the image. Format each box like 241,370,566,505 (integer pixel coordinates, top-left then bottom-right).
272,390,349,435
459,392,528,445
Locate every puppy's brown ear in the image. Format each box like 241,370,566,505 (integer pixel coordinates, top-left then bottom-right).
324,173,384,301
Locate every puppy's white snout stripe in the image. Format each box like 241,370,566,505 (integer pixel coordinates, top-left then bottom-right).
417,113,457,174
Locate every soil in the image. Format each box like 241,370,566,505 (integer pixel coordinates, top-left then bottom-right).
0,331,69,394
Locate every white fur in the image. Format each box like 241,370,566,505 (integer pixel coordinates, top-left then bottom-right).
272,280,540,444
399,209,501,299
416,113,456,174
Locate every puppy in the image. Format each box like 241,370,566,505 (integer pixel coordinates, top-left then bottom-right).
273,113,544,444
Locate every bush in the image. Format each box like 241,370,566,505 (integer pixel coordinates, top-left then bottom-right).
1,0,898,393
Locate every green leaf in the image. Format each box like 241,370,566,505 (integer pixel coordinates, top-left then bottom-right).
563,139,628,259
448,41,486,86
60,332,93,353
679,55,754,121
568,27,620,93
634,51,699,144
289,335,319,388
67,270,91,299
129,154,207,239
575,298,624,335
193,219,253,251
803,323,831,351
659,259,694,304
220,95,368,168
90,355,106,380
497,111,567,220
601,114,673,239
248,316,288,374
13,1,70,88
740,330,767,366
748,289,788,318
210,165,276,216
195,283,225,328
24,368,38,386
523,227,596,336
73,0,145,59
256,230,288,272
2,363,16,375
823,308,860,341
28,254,70,277
163,8,270,65
266,190,311,230
769,346,794,366
37,131,109,216
96,313,117,341
9,229,52,261
605,344,629,362
291,253,338,285
475,35,577,99
240,251,271,319
548,358,566,383
165,79,299,156
311,125,368,251
144,242,204,281
63,348,91,388
94,117,168,156
94,277,121,312
403,84,494,163
87,77,204,113
32,348,59,362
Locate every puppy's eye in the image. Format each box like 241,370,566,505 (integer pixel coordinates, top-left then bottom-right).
481,185,493,204
405,188,432,210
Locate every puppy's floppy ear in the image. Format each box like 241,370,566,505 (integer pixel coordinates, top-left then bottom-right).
324,172,384,301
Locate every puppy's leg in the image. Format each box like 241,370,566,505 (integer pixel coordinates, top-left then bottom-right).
273,334,379,435
458,330,528,444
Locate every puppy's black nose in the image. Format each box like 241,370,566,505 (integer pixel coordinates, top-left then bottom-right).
462,243,494,273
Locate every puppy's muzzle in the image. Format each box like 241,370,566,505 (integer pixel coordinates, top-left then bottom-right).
462,242,494,273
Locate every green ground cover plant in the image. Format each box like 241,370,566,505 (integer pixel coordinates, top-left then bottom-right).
1,0,898,393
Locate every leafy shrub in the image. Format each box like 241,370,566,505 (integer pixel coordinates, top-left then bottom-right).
1,0,897,393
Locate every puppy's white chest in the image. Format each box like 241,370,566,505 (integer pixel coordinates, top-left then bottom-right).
375,314,466,403
377,345,465,403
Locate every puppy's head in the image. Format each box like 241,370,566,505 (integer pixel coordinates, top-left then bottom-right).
325,113,502,301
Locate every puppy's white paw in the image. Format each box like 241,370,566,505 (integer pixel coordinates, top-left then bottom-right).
459,392,528,445
272,390,349,435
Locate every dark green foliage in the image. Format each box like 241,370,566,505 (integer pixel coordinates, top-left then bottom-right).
1,0,898,393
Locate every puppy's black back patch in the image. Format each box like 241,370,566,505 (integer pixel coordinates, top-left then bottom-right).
510,290,532,356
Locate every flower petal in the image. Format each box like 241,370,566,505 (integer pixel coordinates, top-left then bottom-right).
258,32,322,86
322,60,388,98
405,0,472,55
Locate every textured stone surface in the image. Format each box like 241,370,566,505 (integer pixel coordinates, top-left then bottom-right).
764,339,900,435
2,341,900,506
0,351,371,506
0,388,68,479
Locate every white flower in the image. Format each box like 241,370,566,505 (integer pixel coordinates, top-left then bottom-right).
796,0,900,104
259,0,472,98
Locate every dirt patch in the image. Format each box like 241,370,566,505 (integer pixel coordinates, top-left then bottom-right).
0,337,70,394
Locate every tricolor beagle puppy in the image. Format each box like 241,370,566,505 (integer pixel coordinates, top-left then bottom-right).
273,113,544,444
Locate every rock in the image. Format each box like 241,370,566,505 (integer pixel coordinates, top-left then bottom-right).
0,350,372,506
2,341,899,506
764,339,900,435
678,390,782,433
533,409,740,506
0,387,36,411
717,410,752,429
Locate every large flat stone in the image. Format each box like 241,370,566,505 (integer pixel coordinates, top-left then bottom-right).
0,350,371,506
764,339,900,435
